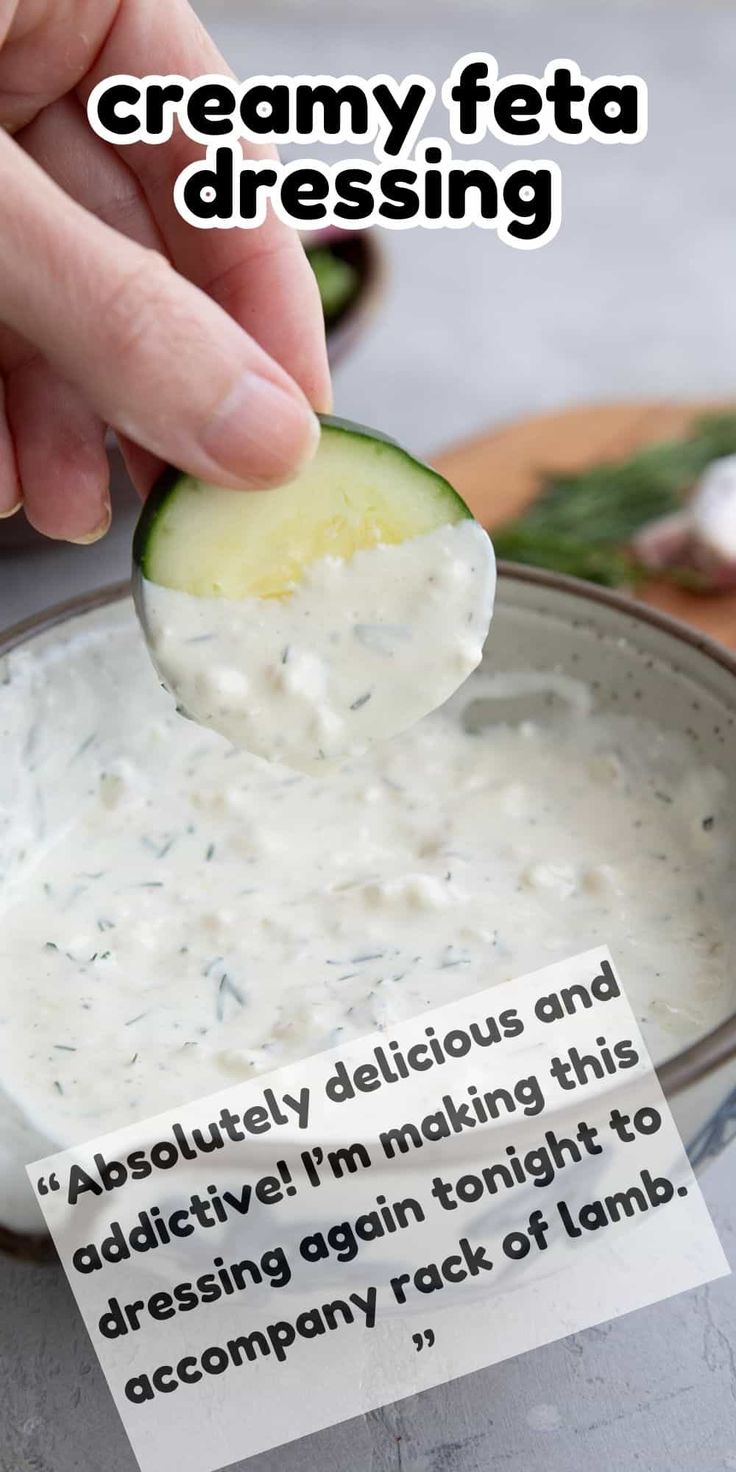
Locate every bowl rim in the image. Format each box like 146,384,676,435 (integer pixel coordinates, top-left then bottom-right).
1,564,735,1102
322,232,386,368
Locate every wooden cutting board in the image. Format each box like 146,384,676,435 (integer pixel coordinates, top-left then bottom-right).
433,400,736,651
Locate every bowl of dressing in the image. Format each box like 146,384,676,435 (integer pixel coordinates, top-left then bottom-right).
0,566,734,1261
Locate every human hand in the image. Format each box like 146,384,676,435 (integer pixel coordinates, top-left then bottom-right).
0,0,330,542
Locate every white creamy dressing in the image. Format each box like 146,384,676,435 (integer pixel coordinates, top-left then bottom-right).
0,601,733,1233
138,520,496,769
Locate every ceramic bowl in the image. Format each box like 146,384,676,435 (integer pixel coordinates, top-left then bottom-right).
0,564,734,1264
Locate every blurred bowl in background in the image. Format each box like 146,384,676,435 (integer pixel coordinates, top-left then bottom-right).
307,228,385,368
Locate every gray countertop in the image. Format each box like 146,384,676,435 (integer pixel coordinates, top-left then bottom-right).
1,4,735,1470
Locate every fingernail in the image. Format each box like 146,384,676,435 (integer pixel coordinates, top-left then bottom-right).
0,500,22,519
199,375,320,487
68,507,112,545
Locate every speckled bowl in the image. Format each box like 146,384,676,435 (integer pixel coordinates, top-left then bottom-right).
0,564,734,1263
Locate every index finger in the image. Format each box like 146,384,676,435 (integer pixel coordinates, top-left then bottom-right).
79,0,332,413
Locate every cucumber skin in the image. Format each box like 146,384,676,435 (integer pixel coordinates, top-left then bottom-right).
132,463,181,583
132,415,473,582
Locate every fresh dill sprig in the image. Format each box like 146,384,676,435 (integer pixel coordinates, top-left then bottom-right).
493,411,736,587
494,526,638,587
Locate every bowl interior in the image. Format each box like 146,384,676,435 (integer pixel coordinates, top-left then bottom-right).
1,569,735,1086
0,569,734,1252
486,567,736,1059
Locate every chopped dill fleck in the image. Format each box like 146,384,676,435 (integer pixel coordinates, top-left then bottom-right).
141,834,175,859
53,1044,77,1052
216,974,245,1020
206,843,216,861
350,691,372,711
44,941,59,951
70,732,96,764
221,975,244,1002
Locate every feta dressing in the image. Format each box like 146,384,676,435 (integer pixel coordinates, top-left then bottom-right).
137,520,495,768
0,599,733,1234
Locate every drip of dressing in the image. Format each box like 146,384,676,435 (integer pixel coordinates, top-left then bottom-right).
0,601,733,1234
137,519,496,768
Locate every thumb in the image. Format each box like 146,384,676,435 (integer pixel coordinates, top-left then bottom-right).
0,131,320,490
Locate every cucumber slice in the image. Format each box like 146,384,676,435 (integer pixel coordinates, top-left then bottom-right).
133,416,472,600
133,418,495,769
